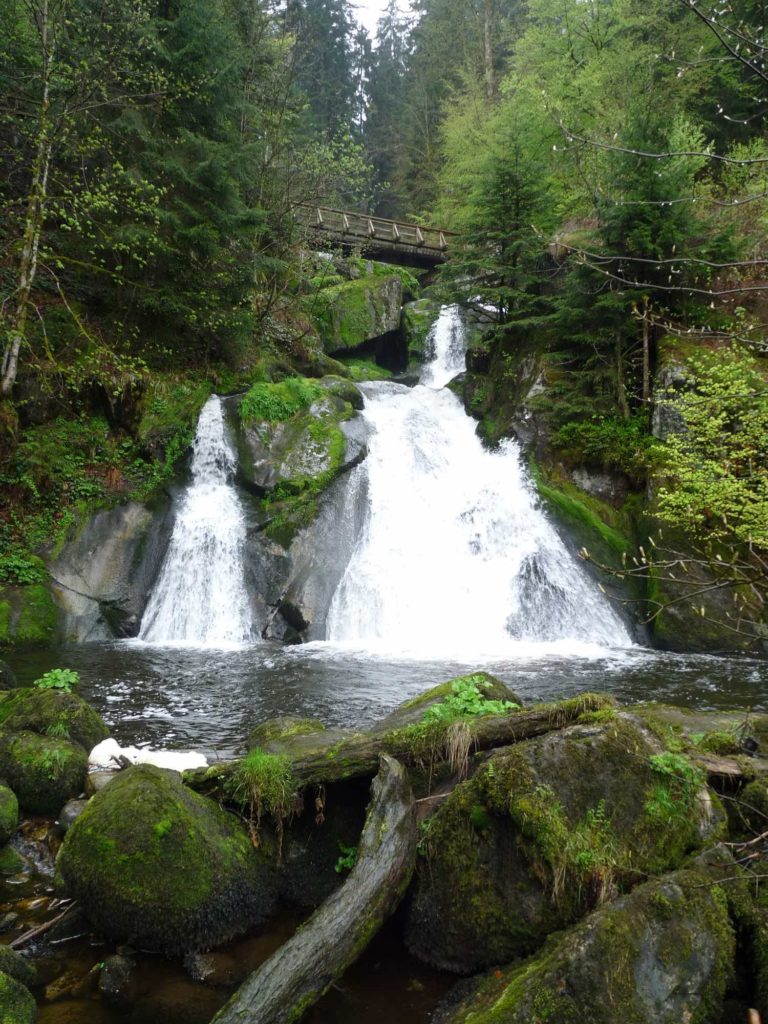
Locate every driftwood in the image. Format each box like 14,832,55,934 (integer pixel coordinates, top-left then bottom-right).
210,754,416,1024
185,694,614,801
692,751,768,784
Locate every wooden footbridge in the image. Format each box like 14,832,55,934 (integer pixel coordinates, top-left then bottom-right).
296,205,456,268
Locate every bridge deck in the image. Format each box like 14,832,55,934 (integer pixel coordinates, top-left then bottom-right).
296,205,456,267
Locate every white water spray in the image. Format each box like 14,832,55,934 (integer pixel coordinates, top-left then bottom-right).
326,306,630,656
139,396,252,647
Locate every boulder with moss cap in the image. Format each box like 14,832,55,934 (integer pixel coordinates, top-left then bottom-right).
57,763,277,954
406,714,724,973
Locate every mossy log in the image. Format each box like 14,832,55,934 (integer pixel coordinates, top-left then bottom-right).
211,754,416,1024
185,694,615,800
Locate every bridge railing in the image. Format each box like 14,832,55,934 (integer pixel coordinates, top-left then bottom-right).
295,205,457,254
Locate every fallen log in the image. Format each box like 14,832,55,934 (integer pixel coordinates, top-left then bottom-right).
210,754,416,1024
185,693,615,800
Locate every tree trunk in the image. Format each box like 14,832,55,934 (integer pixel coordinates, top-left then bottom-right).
184,695,615,799
642,310,651,406
483,0,496,101
211,755,416,1024
1,0,52,397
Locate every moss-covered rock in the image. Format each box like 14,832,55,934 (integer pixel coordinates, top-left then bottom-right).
0,971,36,1024
0,583,57,647
438,866,735,1024
0,687,109,752
313,275,403,354
0,785,18,846
0,731,88,815
406,714,720,973
57,763,277,954
0,946,37,990
247,717,327,752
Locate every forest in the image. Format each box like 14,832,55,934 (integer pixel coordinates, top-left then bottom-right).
1,0,767,646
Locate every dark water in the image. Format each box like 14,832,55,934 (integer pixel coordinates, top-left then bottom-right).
5,640,767,759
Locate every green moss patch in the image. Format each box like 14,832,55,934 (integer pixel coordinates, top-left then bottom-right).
0,686,108,751
0,971,36,1024
0,785,18,846
0,730,88,815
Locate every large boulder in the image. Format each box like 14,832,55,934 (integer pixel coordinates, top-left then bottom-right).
438,865,735,1024
0,731,88,815
406,714,722,973
0,687,109,752
49,499,173,641
0,584,57,647
314,274,403,354
57,764,277,954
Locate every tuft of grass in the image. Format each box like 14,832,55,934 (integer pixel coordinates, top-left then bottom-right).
227,748,297,849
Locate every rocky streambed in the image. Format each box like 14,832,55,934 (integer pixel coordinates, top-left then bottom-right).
0,666,767,1023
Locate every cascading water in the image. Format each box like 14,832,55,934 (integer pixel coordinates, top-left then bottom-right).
139,396,252,647
326,306,630,655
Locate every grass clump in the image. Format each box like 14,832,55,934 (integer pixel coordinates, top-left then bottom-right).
227,747,298,848
512,785,620,910
241,378,322,423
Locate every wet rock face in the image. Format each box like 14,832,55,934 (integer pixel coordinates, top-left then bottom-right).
49,498,173,641
406,714,722,973
437,866,735,1024
57,763,277,955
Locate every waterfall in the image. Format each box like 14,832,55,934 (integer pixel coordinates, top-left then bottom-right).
139,396,252,647
326,306,630,655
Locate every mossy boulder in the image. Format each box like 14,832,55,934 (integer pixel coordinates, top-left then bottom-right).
0,785,18,846
438,866,735,1024
0,584,57,647
0,971,36,1024
0,731,88,815
313,274,403,354
373,672,523,734
247,716,327,752
0,946,37,990
406,714,721,973
0,687,109,752
57,763,277,954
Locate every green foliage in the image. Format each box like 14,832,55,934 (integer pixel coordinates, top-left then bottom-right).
655,346,768,548
423,675,519,723
241,379,323,424
0,552,47,586
514,785,620,908
334,840,358,874
33,669,79,694
551,416,655,482
645,752,705,826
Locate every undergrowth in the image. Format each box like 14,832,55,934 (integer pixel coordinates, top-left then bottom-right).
241,378,322,423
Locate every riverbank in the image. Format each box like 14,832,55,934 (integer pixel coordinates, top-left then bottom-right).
1,668,767,1022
